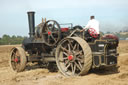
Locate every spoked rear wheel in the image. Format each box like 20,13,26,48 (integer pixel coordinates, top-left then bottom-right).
9,47,27,72
56,37,92,76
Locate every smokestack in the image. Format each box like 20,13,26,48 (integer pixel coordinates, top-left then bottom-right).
27,11,35,38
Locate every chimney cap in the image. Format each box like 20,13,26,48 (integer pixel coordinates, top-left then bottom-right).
27,11,35,14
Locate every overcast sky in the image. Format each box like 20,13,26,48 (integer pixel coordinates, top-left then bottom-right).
0,0,128,37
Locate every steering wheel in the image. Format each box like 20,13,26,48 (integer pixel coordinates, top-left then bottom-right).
73,25,83,30
41,20,61,46
88,28,98,38
70,25,83,38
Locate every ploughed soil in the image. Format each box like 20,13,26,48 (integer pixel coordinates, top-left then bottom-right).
0,40,128,85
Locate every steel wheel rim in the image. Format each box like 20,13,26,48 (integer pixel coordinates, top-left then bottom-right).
57,38,85,76
11,48,21,71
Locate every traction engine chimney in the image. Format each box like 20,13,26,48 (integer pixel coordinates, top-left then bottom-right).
27,11,35,38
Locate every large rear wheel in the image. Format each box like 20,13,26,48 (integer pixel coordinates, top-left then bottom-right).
56,37,92,76
9,47,27,72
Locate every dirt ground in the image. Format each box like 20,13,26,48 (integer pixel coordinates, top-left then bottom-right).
0,40,128,85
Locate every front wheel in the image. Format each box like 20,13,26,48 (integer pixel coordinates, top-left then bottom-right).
9,47,27,72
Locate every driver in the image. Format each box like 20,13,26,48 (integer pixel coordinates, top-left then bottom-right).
81,15,100,38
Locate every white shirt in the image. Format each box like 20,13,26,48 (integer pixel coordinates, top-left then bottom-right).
84,19,100,34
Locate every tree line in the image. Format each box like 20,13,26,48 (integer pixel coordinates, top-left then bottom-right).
0,31,127,45
0,34,25,45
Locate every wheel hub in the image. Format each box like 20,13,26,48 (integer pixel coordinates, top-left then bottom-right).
14,58,18,62
48,31,51,35
68,55,74,61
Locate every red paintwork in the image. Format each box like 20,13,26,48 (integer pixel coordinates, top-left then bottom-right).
48,31,51,35
88,28,98,38
14,58,18,62
61,28,69,32
68,55,73,61
102,34,119,41
101,34,119,46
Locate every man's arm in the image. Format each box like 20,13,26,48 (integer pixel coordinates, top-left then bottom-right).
80,20,91,32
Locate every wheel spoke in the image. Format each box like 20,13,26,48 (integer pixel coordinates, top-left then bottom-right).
49,22,57,42
12,53,17,61
68,44,71,53
65,60,70,66
12,51,16,55
60,46,69,54
11,53,15,59
65,63,71,71
15,51,20,56
76,57,81,60
13,58,17,69
50,34,57,42
75,50,83,56
71,63,76,75
52,22,55,29
11,61,16,69
15,62,20,70
73,63,76,74
73,43,77,51
52,31,58,34
75,62,82,71
42,33,48,34
77,44,80,51
77,55,84,58
76,57,84,63
63,57,68,60
67,40,73,50
48,35,50,44
11,53,17,69
63,52,68,57
78,61,83,69
71,63,73,72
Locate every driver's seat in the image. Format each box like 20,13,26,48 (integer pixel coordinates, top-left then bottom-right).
84,28,100,42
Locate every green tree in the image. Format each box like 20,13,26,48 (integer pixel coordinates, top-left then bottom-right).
0,34,25,45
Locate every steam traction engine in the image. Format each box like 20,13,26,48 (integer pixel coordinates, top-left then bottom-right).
9,12,119,76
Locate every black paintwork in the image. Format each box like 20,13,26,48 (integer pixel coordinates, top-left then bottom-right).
27,12,35,38
23,11,118,68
